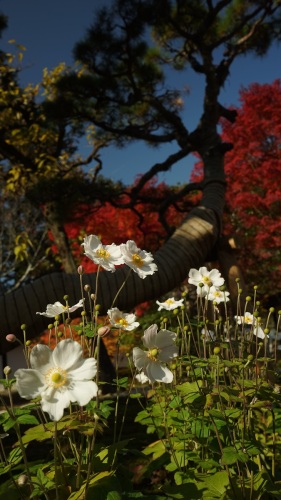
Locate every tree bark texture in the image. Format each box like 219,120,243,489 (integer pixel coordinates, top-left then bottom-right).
1,169,224,354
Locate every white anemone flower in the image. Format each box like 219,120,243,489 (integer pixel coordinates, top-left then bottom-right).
188,267,224,293
235,313,266,339
82,234,124,272
207,286,230,304
235,312,254,325
36,299,84,318
133,324,178,383
120,240,157,279
156,297,184,311
108,307,140,331
135,372,150,384
14,339,98,421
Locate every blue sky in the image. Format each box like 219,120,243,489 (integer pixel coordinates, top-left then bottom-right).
0,0,280,186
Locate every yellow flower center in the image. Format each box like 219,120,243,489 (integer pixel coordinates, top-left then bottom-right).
132,253,144,267
96,248,110,259
244,316,252,324
116,318,128,327
202,276,212,286
148,348,158,361
46,367,67,388
165,299,174,305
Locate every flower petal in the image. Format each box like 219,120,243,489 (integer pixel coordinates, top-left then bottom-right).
132,347,149,371
158,344,178,363
41,388,71,421
15,369,45,399
142,324,158,348
68,357,97,380
145,361,173,383
30,344,53,373
155,329,177,349
67,380,98,406
52,339,83,371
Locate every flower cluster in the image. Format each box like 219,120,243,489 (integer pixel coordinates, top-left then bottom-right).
188,266,229,303
133,324,178,384
82,235,157,279
15,339,98,421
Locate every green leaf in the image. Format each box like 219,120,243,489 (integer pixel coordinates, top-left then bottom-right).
142,440,166,460
201,471,229,498
8,446,22,465
220,446,239,465
16,414,39,426
224,408,242,419
129,392,142,398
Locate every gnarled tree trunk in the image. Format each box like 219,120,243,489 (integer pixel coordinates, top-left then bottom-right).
1,146,227,354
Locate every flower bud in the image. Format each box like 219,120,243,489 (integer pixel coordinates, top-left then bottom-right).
173,308,179,315
17,474,28,486
269,307,275,313
25,340,31,347
84,284,91,292
3,366,12,376
97,326,111,338
57,332,63,338
95,304,101,311
21,324,27,330
246,296,251,302
63,295,68,301
213,347,221,355
77,265,84,275
6,334,16,343
48,324,54,330
247,354,254,362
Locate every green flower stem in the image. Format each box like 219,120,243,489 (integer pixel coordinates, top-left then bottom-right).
54,421,59,500
271,409,276,479
113,329,122,445
75,435,85,490
21,326,31,368
110,267,132,308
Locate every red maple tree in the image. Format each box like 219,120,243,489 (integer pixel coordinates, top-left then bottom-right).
52,179,183,274
192,79,281,295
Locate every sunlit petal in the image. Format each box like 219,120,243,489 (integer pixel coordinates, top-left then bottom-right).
41,389,71,421
15,369,45,399
68,381,98,406
52,339,83,371
30,344,53,373
69,357,97,380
